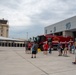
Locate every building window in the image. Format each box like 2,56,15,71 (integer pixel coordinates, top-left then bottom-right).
1,34,2,36
7,29,8,32
54,27,56,32
45,30,47,34
50,30,52,34
66,22,71,30
50,30,52,32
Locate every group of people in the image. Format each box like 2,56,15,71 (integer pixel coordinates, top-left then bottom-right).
25,41,52,58
57,40,76,64
25,40,76,64
43,41,52,55
58,40,76,57
25,41,38,58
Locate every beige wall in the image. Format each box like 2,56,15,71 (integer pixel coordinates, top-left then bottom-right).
63,31,73,37
0,24,9,37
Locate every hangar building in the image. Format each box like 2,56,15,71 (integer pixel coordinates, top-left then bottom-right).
44,16,76,38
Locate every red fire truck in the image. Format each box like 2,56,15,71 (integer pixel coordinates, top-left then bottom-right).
35,34,73,51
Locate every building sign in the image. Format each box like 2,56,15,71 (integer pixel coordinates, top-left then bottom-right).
66,22,71,30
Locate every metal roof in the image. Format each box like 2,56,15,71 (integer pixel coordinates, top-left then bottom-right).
0,36,25,42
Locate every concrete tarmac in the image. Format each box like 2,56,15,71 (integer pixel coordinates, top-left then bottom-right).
0,47,76,75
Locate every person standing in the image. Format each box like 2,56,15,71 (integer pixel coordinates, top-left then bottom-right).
69,39,73,53
28,41,32,54
72,41,76,64
43,41,49,55
25,41,28,53
48,42,52,54
68,43,71,53
71,43,75,54
63,41,68,56
31,41,38,58
57,41,63,56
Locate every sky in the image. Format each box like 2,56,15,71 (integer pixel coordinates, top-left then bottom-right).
0,0,76,39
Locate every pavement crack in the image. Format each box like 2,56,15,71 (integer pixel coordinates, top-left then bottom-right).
13,50,49,75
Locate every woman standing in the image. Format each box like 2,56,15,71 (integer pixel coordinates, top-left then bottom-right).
43,41,49,55
63,41,68,56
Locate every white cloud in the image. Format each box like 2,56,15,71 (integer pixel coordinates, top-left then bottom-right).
0,0,76,38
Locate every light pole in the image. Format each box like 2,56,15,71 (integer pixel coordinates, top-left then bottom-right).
26,32,28,40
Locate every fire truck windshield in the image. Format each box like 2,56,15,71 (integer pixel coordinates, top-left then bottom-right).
36,35,46,43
